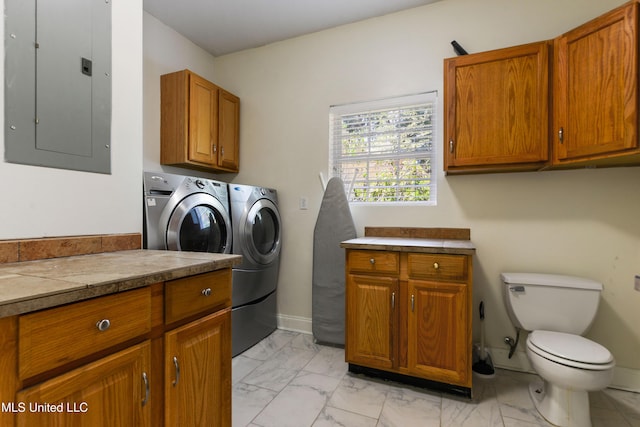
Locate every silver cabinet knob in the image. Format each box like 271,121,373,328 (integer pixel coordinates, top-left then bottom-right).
201,288,212,297
370,258,375,265
433,262,439,269
96,319,111,332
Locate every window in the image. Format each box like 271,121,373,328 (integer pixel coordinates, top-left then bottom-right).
329,92,437,204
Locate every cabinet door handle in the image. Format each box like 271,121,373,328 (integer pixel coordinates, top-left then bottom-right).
96,319,111,332
433,262,439,270
391,292,395,310
411,294,415,312
449,139,454,153
212,143,217,153
142,372,149,407
558,127,564,143
369,258,375,265
201,288,212,297
221,147,225,157
172,356,180,387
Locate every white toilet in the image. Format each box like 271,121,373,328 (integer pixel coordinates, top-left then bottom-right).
501,273,615,427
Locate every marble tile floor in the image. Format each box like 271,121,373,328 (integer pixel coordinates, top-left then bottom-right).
232,330,640,427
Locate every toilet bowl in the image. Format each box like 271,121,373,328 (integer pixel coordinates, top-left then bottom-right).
526,330,614,427
501,273,615,427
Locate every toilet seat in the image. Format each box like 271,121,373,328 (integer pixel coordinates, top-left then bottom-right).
528,330,614,370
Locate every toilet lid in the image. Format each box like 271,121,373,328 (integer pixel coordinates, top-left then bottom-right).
528,330,614,365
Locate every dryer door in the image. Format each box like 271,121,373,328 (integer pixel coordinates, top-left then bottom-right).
241,198,281,265
166,193,232,253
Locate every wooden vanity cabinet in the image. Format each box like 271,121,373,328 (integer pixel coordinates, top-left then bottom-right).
161,69,240,173
552,1,640,167
444,41,551,174
345,249,472,394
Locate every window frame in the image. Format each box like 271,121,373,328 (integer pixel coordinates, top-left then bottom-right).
329,91,437,205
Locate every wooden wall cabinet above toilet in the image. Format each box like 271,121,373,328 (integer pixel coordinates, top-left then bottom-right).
444,1,640,175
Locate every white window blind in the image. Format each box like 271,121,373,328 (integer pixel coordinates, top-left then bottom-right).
329,92,437,204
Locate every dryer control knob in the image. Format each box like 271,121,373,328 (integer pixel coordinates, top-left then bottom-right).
195,180,205,189
260,188,267,195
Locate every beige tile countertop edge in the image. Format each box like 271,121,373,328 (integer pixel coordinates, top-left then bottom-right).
340,236,476,255
0,249,242,318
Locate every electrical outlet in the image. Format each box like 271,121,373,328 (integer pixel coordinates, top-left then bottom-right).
299,197,308,210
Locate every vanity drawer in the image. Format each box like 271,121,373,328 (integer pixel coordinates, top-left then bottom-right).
19,287,151,379
407,253,468,281
165,269,231,324
347,250,399,275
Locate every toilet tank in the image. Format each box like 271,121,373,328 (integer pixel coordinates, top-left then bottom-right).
501,272,602,335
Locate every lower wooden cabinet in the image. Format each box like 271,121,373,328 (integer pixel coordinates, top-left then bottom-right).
165,308,231,427
16,342,151,427
345,274,397,370
407,280,469,386
0,269,233,427
345,249,472,395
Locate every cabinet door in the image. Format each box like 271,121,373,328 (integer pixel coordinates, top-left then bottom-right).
407,280,470,387
16,341,151,427
218,89,240,172
165,308,231,427
553,2,638,163
345,274,398,370
444,41,550,173
188,73,219,166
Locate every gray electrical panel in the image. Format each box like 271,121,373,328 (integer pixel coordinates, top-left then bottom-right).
5,0,112,174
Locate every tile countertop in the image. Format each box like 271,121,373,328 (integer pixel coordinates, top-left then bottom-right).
340,236,476,255
0,249,242,318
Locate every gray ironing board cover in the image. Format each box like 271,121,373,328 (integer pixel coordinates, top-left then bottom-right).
312,177,356,345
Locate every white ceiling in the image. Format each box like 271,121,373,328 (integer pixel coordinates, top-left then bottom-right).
143,0,441,57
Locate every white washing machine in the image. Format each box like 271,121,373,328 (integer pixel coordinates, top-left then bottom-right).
143,171,232,254
229,183,282,356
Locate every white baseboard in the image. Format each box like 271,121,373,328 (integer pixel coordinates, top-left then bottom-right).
277,314,312,334
486,345,640,393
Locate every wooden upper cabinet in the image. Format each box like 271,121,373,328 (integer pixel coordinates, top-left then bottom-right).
218,89,240,171
161,69,240,173
553,1,640,166
444,41,551,174
188,74,219,165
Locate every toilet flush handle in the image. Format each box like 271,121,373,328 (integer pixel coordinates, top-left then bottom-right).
509,285,525,293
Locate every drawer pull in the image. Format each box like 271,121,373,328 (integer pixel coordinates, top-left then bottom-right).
369,258,375,265
172,356,180,386
433,262,439,270
201,288,212,297
411,294,415,312
95,319,111,332
142,372,149,407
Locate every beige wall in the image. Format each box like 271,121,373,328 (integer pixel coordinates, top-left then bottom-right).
144,0,640,390
0,0,143,239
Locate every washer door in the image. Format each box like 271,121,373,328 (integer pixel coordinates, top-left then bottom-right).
241,198,281,265
166,193,232,253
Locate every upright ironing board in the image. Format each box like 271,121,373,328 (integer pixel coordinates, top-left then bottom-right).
312,177,356,345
